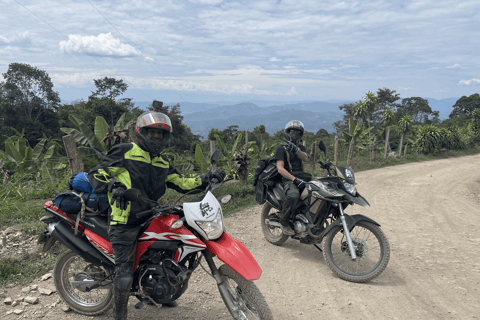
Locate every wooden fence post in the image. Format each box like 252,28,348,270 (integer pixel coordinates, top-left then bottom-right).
371,136,377,161
310,141,316,171
334,134,339,166
347,136,355,167
63,135,84,176
384,128,390,159
241,129,249,181
210,140,216,169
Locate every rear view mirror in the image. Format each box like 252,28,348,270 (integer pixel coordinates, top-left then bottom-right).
211,150,220,165
318,140,327,153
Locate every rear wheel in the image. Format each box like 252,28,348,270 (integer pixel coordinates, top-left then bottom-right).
219,265,273,320
260,203,288,246
322,221,390,283
54,249,113,315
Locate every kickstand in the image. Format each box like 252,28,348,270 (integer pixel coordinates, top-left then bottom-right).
313,244,322,252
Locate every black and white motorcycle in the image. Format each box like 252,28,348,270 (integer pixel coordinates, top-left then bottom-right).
259,140,390,283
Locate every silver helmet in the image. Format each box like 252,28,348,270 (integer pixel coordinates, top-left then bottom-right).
284,120,305,143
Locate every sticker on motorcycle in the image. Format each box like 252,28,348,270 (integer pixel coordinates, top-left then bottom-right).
200,202,214,217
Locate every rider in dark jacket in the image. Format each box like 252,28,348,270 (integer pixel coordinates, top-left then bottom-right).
273,120,310,235
88,110,225,320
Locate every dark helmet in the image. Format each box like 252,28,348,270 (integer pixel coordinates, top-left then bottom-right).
284,120,305,143
134,111,173,154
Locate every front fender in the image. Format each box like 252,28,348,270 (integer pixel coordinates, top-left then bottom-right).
203,232,262,281
322,214,380,237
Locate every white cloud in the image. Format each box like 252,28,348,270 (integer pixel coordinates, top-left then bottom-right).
188,0,224,4
399,87,413,91
446,63,461,69
144,56,154,62
0,32,32,46
458,78,480,86
287,86,297,95
59,33,140,57
269,57,282,62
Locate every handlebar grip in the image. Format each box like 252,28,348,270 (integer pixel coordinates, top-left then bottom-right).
136,209,152,220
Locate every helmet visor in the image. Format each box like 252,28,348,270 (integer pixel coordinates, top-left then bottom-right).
136,112,172,132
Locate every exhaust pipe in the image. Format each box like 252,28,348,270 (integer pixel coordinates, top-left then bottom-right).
50,221,114,268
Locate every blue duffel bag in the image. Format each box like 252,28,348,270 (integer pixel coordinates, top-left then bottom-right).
54,172,109,215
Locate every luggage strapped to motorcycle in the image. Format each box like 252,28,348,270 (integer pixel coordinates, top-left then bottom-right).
71,190,99,236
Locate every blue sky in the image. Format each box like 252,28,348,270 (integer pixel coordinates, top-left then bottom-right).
1,0,479,104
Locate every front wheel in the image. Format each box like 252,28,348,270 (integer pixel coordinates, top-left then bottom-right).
261,203,289,246
54,249,113,315
219,265,273,320
323,221,390,283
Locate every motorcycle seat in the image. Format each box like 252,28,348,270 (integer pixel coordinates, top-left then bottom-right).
66,213,110,240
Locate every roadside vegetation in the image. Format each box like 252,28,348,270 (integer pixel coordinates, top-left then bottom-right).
2,62,480,286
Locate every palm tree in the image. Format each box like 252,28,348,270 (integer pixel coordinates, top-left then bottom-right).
382,108,396,157
398,115,413,156
354,91,377,140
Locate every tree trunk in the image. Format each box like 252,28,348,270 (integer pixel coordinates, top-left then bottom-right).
399,134,404,157
334,134,339,166
384,128,390,158
370,136,377,161
347,136,355,167
404,142,408,157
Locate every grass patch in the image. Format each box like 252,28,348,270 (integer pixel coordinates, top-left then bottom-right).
0,245,62,287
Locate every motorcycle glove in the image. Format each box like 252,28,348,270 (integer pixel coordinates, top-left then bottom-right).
285,141,300,154
200,169,226,186
211,168,226,183
293,177,305,189
111,186,128,211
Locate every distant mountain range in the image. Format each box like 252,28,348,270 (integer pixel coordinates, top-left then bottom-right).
62,97,460,140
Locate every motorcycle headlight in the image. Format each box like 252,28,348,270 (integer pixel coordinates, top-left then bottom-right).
342,181,357,196
310,181,343,197
196,208,224,240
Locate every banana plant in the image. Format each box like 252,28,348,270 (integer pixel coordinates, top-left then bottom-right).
342,118,374,166
0,136,65,179
214,132,248,180
61,115,106,158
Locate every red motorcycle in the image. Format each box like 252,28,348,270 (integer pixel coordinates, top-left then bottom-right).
38,151,273,319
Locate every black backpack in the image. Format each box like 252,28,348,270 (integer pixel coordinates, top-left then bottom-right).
252,156,278,187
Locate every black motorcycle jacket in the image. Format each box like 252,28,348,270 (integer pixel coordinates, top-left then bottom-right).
88,142,205,226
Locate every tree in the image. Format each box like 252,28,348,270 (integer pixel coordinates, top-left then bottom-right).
90,77,128,127
397,97,433,124
223,125,239,144
333,103,357,134
2,63,60,123
449,93,480,119
398,115,412,156
354,91,376,140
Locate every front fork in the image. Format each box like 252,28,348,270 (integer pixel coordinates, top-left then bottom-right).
338,203,357,260
202,252,239,316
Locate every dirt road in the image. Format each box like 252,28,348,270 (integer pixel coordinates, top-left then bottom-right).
2,154,480,319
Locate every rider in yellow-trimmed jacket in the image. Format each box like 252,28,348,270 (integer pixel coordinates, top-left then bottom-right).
88,110,225,320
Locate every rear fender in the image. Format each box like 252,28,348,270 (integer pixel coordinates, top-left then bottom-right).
322,214,380,237
203,232,262,281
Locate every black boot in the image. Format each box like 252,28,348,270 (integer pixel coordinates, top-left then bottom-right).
112,286,130,320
